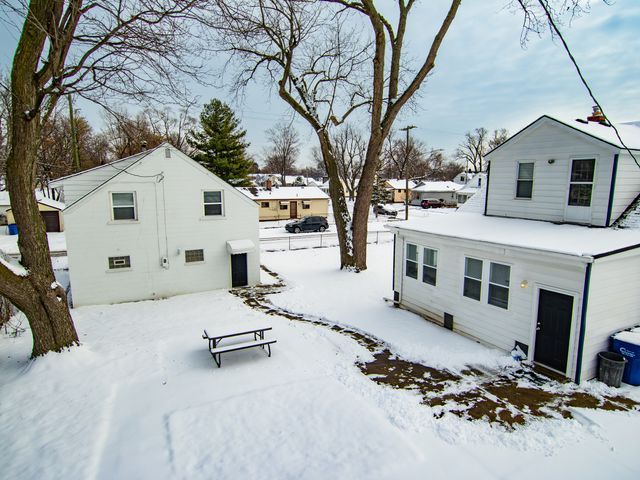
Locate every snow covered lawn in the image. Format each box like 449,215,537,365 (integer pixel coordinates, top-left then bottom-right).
0,231,66,255
2,243,640,479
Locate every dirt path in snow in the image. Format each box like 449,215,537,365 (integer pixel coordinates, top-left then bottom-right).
232,266,638,429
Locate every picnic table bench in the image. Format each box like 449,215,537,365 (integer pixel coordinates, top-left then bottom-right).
202,327,276,368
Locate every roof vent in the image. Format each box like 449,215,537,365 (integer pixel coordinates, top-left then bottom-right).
165,147,171,158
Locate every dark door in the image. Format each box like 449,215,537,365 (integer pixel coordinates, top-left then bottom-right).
289,201,298,219
231,253,248,287
534,289,574,373
40,211,61,232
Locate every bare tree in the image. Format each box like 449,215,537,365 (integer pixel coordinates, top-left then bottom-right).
104,110,165,158
263,121,300,185
381,132,430,180
332,124,365,201
145,102,198,153
454,127,509,173
1,0,205,357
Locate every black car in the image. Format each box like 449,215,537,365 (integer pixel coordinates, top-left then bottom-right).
373,204,398,217
285,216,329,233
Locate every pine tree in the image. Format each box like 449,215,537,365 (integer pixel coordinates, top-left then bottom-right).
371,173,389,205
188,99,252,185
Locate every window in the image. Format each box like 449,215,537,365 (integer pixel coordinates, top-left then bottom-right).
203,191,223,216
422,248,437,286
108,256,130,269
302,202,311,210
260,201,270,208
568,159,595,207
111,192,136,220
405,243,418,279
280,203,288,210
463,257,482,301
516,163,534,199
488,262,510,309
185,249,204,263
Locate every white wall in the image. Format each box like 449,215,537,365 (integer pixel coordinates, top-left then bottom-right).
610,151,640,223
486,119,618,226
393,230,587,378
64,147,260,306
581,250,640,380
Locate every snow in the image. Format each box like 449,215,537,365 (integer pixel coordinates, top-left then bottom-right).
388,211,640,258
0,190,65,210
386,179,418,190
0,232,67,255
457,182,486,213
613,330,640,347
0,254,28,276
2,244,640,479
412,181,462,193
226,239,255,254
238,186,329,200
564,117,640,150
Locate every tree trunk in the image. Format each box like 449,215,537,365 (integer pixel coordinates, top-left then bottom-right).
0,0,79,357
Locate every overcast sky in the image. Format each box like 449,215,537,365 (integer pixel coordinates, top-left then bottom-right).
1,0,638,166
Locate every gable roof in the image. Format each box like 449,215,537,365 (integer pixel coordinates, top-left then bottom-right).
238,186,329,201
487,115,640,158
412,181,462,193
0,190,65,210
386,179,418,190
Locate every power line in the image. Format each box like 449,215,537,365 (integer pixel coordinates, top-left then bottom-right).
536,0,639,169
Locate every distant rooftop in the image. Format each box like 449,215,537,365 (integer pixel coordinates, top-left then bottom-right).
238,186,329,201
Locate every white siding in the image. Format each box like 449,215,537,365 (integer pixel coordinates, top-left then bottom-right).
486,119,617,226
64,147,260,306
393,231,587,378
581,250,640,380
610,152,640,223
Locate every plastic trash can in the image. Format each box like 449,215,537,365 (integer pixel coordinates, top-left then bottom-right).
611,330,640,386
8,223,18,235
598,352,627,387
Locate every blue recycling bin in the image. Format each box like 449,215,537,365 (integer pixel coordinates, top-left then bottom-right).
611,331,640,386
8,223,18,235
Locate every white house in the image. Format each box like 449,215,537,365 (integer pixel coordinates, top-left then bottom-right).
50,143,260,307
410,181,461,206
389,116,640,382
456,173,486,205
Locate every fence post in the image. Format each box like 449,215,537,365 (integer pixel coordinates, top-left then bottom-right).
288,237,291,250
320,233,323,248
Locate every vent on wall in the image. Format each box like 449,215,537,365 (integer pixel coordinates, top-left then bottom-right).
444,312,454,330
165,148,171,158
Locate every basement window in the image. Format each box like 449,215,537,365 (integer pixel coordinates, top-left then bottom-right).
185,249,204,263
108,256,131,269
405,243,418,279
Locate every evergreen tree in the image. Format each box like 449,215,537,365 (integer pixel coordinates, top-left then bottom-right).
188,99,252,185
371,173,389,205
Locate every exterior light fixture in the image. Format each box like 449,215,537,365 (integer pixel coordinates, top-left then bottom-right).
520,280,529,289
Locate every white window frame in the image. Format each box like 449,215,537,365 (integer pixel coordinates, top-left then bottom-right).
567,158,596,207
110,192,137,221
422,247,438,286
463,256,483,301
515,162,534,199
488,262,510,310
405,243,418,280
203,190,224,217
108,255,131,270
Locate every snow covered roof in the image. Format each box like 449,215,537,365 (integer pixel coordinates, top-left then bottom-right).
0,191,65,210
388,212,640,258
386,179,418,190
238,186,329,201
489,116,640,157
457,182,486,214
412,181,462,193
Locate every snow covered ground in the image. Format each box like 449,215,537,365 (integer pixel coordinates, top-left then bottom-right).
2,243,639,479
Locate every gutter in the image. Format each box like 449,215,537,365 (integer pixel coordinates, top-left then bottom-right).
574,262,592,384
605,153,619,226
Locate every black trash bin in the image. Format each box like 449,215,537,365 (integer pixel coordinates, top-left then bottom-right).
598,351,627,387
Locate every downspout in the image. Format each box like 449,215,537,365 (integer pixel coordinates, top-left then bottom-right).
483,161,491,216
605,154,619,226
574,262,592,384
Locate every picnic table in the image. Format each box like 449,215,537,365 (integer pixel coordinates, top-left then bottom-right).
202,326,276,368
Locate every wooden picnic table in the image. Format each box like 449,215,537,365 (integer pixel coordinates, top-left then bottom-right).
202,326,276,368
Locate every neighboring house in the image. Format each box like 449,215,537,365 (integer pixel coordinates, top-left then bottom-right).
4,191,65,232
238,186,329,221
453,171,476,185
456,173,486,205
411,181,461,206
50,143,260,307
316,178,358,200
386,179,418,203
388,115,640,382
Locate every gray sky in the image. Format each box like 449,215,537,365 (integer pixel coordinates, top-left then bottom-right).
1,0,638,167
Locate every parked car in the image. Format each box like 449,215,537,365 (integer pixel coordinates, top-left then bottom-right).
285,216,329,233
373,204,398,217
420,199,444,209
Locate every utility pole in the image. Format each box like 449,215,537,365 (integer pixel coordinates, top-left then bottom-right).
400,125,417,220
68,96,81,173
